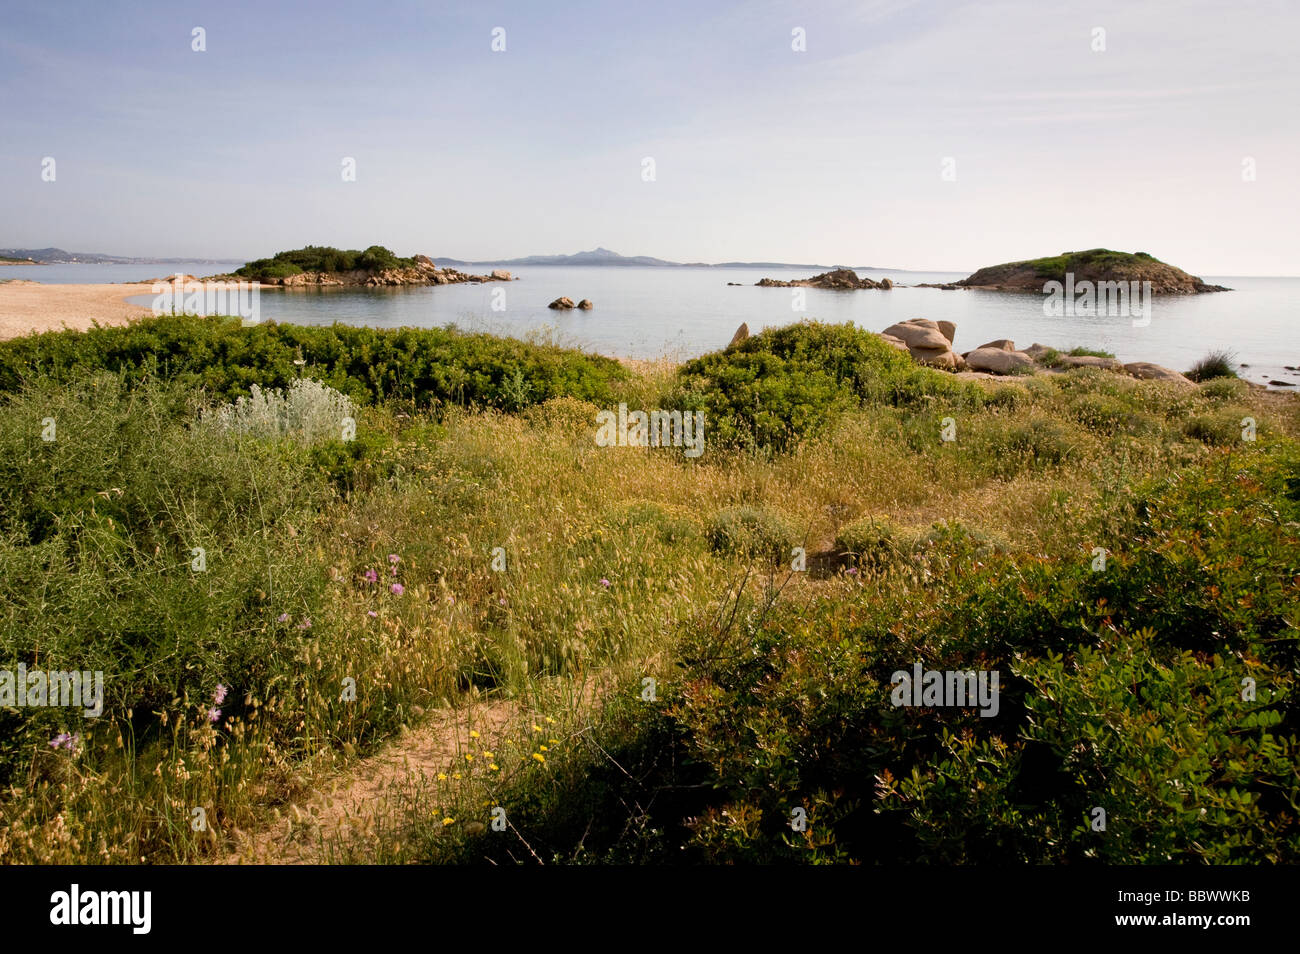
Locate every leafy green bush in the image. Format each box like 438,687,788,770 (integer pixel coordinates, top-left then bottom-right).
0,374,336,781
0,314,630,411
672,322,985,451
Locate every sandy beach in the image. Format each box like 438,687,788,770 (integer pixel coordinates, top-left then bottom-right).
0,280,154,340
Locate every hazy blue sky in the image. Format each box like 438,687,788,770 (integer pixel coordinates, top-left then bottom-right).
2,0,1297,274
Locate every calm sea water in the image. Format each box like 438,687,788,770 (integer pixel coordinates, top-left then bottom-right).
6,262,1297,387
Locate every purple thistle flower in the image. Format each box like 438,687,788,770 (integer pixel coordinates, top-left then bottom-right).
208,708,221,723
390,583,404,596
600,578,610,587
388,554,400,565
367,610,378,618
213,684,228,705
297,618,312,630
363,569,378,584
276,612,290,623
847,567,859,576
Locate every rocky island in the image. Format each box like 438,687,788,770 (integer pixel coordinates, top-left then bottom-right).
755,268,892,289
954,248,1229,294
213,245,511,287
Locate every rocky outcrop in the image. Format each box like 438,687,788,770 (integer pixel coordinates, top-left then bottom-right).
239,258,511,288
957,249,1230,294
878,277,893,289
548,297,576,310
757,268,887,290
728,322,750,347
1123,362,1195,387
577,299,593,310
964,347,1034,374
881,319,963,369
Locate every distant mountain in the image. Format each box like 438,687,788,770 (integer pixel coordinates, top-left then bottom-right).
434,247,898,271
0,247,244,265
436,247,681,268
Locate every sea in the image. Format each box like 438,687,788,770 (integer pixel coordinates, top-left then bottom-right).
4,262,1297,387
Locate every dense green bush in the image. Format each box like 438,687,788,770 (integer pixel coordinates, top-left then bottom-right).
672,322,986,451
0,375,336,780
0,314,630,410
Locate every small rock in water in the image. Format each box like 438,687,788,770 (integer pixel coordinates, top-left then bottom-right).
548,297,576,310
577,299,593,310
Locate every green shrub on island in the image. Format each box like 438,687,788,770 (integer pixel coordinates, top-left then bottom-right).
1029,249,1159,278
234,245,416,281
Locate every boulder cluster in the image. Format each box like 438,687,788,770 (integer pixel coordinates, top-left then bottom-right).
877,319,1194,386
548,297,594,310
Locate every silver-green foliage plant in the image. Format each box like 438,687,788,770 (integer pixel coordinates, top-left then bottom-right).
205,378,355,443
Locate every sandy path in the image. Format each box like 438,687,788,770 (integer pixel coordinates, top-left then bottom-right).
221,701,517,865
0,281,157,340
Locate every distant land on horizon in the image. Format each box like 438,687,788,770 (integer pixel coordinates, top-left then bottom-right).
0,248,246,266
431,247,930,272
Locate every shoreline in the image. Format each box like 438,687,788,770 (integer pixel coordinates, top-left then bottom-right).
0,280,1295,391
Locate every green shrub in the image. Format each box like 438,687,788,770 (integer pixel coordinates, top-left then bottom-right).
610,500,699,545
975,415,1079,476
1183,411,1244,445
0,315,630,411
672,322,985,452
1068,393,1155,437
834,516,903,572
707,505,797,563
1186,349,1238,383
1197,377,1248,402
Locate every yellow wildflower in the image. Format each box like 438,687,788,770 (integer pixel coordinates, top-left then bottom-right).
532,753,545,763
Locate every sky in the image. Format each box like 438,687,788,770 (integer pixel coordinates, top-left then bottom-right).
1,0,1297,275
